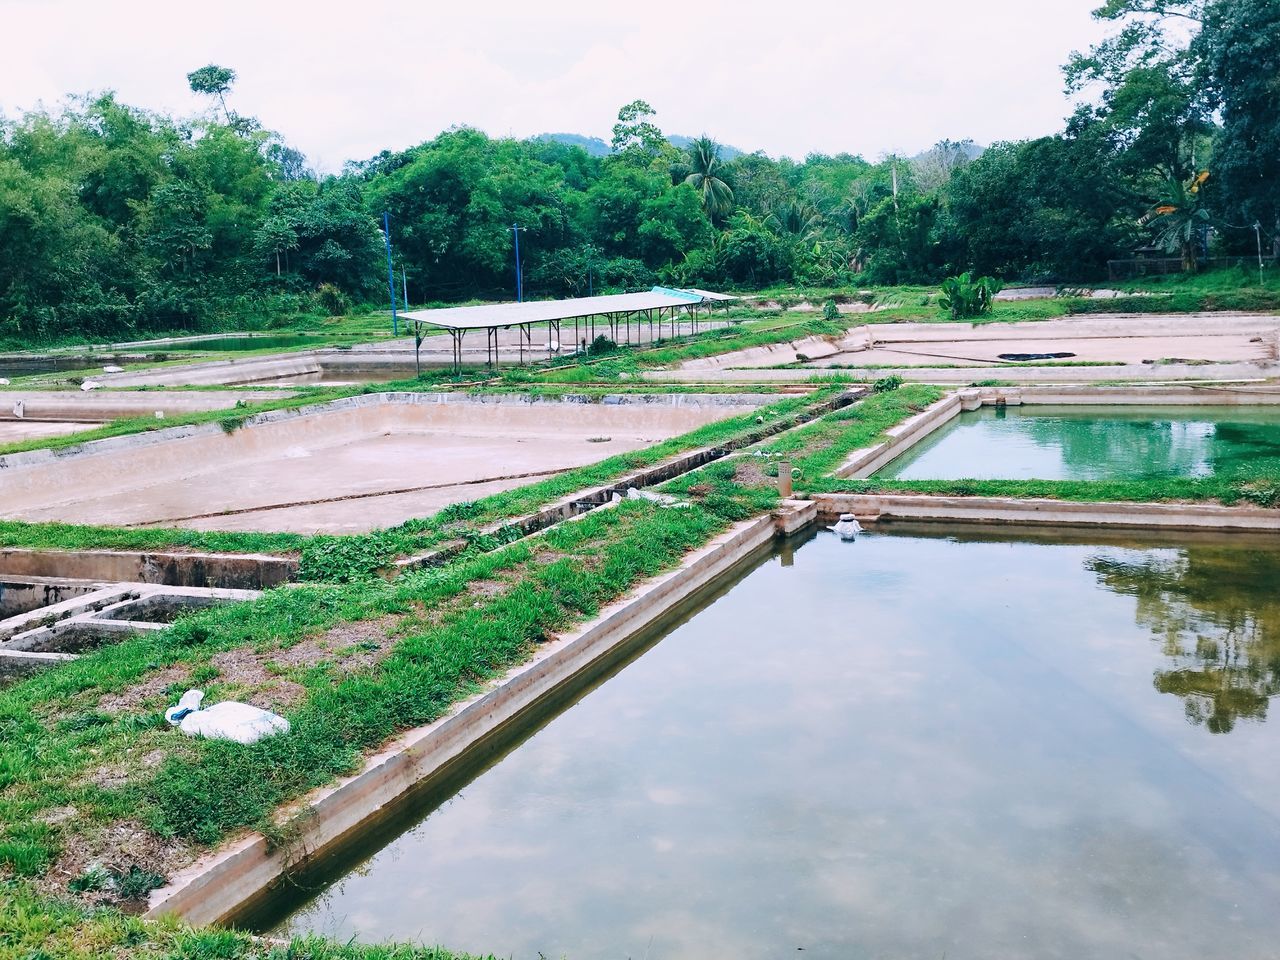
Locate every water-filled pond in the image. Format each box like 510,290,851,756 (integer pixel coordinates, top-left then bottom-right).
877,404,1280,480
260,525,1280,959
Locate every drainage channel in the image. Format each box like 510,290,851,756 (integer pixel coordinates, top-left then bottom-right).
0,577,260,687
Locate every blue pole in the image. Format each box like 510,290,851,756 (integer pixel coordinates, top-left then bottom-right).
383,211,398,336
513,223,523,303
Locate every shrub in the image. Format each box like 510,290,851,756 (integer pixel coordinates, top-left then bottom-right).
588,335,618,356
314,283,349,317
873,375,904,393
822,299,840,320
938,272,1003,319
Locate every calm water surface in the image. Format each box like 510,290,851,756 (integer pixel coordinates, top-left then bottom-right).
265,526,1280,959
877,404,1280,480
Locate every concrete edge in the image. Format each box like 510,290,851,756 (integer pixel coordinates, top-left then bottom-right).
0,549,297,590
145,505,804,926
813,492,1280,531
833,393,961,479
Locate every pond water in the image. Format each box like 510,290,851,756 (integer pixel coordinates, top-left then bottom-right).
876,404,1280,480
261,525,1280,959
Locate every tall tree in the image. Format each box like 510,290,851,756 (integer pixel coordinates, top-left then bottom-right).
187,64,237,123
1195,0,1280,254
610,100,666,164
683,136,734,221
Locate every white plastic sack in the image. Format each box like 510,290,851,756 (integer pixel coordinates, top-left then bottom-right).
831,513,863,541
164,689,290,745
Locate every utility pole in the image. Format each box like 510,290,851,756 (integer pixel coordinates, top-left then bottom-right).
1257,222,1266,287
512,223,523,303
382,211,398,336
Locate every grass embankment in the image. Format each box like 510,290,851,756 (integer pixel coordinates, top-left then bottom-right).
809,474,1280,508
0,392,829,578
0,482,774,907
0,883,484,960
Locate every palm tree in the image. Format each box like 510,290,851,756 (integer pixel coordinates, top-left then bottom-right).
684,136,734,221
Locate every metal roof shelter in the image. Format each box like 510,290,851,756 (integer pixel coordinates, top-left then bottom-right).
399,288,735,372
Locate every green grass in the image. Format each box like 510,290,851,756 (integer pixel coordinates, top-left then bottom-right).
0,481,775,900
0,881,491,959
1115,263,1280,296
0,521,306,556
809,474,1280,508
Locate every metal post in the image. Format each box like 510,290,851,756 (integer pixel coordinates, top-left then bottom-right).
513,223,523,302
1257,222,1266,287
413,321,422,379
402,266,409,311
382,211,398,336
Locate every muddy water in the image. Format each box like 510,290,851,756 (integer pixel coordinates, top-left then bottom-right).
877,404,1280,480
262,526,1280,959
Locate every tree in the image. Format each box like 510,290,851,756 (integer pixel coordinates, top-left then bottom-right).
682,136,734,221
610,100,666,163
1144,171,1212,271
1195,0,1280,254
186,64,237,123
911,139,976,193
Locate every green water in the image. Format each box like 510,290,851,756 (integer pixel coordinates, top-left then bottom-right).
877,404,1280,480
262,526,1280,959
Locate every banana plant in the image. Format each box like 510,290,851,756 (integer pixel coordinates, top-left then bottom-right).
938,272,1003,319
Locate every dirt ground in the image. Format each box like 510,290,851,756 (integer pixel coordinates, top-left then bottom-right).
682,313,1280,372
1,397,758,534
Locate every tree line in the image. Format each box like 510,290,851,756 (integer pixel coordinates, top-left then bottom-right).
1,0,1275,343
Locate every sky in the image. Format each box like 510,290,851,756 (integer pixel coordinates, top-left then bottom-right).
1,0,1113,172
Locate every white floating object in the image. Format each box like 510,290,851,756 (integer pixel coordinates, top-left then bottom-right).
80,380,101,392
102,365,124,373
155,410,165,419
831,513,863,541
164,689,290,744
0,378,9,386
12,400,24,419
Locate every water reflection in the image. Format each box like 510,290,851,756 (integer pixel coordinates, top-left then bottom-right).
878,405,1280,480
262,528,1280,959
1089,545,1280,733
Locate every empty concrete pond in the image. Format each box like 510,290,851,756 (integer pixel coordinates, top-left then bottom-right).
0,393,769,534
878,404,1280,480
258,525,1280,959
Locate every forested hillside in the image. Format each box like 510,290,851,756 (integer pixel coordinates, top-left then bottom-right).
1,0,1275,344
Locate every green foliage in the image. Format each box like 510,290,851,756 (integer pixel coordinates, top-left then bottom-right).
873,374,904,392
588,334,618,356
938,273,1002,319
822,298,840,320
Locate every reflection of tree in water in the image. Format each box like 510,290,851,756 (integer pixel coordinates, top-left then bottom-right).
1088,546,1280,734
1016,411,1212,480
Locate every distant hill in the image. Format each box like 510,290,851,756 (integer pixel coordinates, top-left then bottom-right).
536,132,745,161
535,133,611,157
667,135,744,161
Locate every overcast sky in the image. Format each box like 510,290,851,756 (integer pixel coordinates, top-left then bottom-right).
3,0,1111,172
